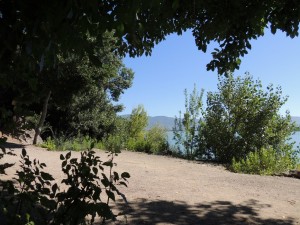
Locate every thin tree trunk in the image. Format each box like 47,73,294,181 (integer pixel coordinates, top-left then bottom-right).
33,90,51,144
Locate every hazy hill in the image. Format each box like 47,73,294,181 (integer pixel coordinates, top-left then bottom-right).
291,116,300,125
146,116,175,130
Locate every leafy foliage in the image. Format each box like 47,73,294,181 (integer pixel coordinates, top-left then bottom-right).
40,135,100,152
127,105,148,140
231,146,298,175
144,125,168,154
47,34,133,139
173,85,204,159
3,1,300,136
2,1,300,77
124,106,168,154
0,147,130,224
200,74,297,164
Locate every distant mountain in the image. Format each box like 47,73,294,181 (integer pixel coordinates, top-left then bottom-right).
146,116,175,130
121,115,300,131
120,115,175,130
291,116,300,126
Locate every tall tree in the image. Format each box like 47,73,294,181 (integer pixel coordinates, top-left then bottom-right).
41,33,134,139
173,85,204,159
201,73,296,163
128,105,148,140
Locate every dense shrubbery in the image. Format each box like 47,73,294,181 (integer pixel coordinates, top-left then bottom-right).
40,135,104,151
231,146,298,175
118,105,168,154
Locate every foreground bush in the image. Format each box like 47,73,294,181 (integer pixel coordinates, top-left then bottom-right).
0,141,129,224
231,146,298,175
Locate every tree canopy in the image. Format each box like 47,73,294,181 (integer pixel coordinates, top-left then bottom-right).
1,1,300,133
1,1,300,75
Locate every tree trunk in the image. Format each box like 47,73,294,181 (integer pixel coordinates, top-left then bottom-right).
33,90,51,145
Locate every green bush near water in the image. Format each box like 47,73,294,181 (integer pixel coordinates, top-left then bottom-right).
231,146,298,175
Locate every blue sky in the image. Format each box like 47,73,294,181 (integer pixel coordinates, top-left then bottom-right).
119,29,300,117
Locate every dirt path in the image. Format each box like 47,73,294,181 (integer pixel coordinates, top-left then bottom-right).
1,141,300,225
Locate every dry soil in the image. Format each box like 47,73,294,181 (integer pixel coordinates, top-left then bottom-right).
1,139,300,225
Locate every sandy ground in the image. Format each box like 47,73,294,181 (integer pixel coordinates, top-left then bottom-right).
1,140,300,225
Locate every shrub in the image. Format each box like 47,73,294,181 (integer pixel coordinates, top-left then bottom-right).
0,146,130,224
125,125,168,154
40,135,101,151
231,146,297,175
145,125,168,154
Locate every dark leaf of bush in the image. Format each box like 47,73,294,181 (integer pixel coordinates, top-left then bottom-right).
119,181,128,187
35,183,42,191
66,151,71,159
40,196,57,210
89,150,95,154
37,176,45,185
103,160,113,167
121,172,130,179
60,154,65,160
42,187,50,195
101,174,110,187
56,193,66,202
106,190,115,201
22,148,26,157
0,163,15,175
96,202,113,219
41,172,54,181
92,187,101,201
40,163,46,168
62,160,67,168
52,183,59,195
92,167,98,175
34,167,40,175
70,158,77,164
113,171,119,182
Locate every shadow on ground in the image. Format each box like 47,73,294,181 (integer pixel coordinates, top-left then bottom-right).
1,141,25,149
114,198,295,225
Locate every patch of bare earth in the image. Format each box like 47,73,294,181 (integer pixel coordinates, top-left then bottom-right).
1,139,300,225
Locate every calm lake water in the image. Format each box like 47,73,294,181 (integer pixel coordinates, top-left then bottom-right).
167,131,300,157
